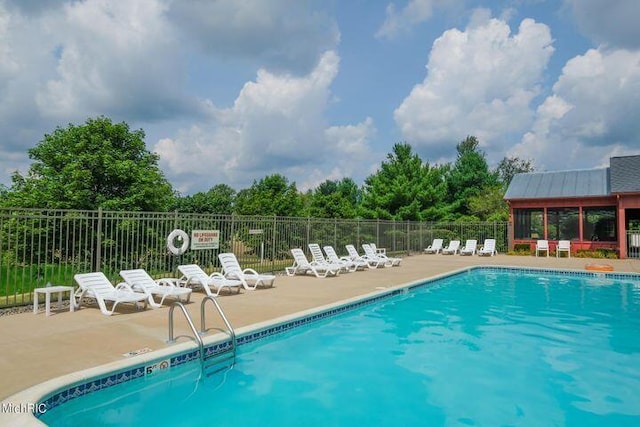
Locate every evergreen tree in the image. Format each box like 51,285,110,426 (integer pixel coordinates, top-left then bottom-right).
446,136,498,218
360,143,447,220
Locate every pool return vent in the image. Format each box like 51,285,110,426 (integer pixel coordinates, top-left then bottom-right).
167,297,236,376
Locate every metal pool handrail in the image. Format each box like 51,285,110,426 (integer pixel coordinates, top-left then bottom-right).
200,296,236,359
167,301,204,365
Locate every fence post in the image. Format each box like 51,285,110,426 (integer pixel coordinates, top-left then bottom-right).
407,220,410,254
306,217,311,253
95,208,102,271
271,215,277,271
230,213,235,254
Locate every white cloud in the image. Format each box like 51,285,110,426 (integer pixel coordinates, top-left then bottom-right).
565,0,640,49
155,52,377,193
0,6,19,89
510,47,640,171
394,11,554,161
35,0,203,121
377,0,436,39
167,0,339,74
377,0,462,39
0,0,357,192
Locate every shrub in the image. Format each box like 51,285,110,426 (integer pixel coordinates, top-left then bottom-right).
511,243,532,255
575,248,618,259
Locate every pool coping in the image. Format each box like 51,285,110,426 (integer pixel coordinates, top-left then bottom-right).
3,264,639,426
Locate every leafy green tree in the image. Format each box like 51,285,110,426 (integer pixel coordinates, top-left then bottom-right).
496,156,535,188
234,174,303,216
171,184,235,214
467,184,509,221
445,136,498,218
306,178,361,218
360,143,447,220
3,116,174,211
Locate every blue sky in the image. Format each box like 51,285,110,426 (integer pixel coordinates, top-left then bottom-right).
1,0,639,194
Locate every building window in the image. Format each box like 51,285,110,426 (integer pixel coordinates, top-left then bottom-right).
583,207,617,242
547,208,579,240
514,209,544,239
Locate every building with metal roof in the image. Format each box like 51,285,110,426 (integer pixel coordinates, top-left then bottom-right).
504,155,640,259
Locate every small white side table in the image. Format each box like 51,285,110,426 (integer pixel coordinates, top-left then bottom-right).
33,286,75,316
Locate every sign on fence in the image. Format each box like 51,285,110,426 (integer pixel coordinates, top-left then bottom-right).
190,230,220,250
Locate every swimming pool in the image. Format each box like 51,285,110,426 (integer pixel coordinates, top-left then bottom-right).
37,267,640,426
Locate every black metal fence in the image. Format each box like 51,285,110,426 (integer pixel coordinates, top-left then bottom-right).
0,207,508,307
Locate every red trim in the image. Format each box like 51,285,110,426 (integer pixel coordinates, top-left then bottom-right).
507,193,640,259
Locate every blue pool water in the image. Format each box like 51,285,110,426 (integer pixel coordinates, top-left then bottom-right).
41,269,640,426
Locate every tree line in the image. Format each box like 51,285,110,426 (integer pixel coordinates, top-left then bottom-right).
0,116,534,221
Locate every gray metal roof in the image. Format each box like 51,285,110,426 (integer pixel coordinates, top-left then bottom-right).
504,168,611,200
610,155,640,193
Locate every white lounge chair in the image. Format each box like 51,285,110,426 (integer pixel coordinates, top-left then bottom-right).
218,253,275,290
120,269,192,308
362,243,402,266
345,244,385,269
286,248,340,278
459,239,477,256
309,243,351,273
441,240,460,255
323,245,366,272
535,240,550,257
74,272,149,316
370,243,386,255
424,239,443,254
556,240,571,258
478,239,497,256
177,264,242,296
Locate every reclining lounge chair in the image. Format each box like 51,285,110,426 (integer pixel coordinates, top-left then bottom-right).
345,244,385,269
309,243,352,273
177,264,242,297
424,239,443,254
286,248,340,278
120,269,192,307
218,252,276,290
74,272,149,316
459,239,477,256
362,243,402,267
478,239,497,256
324,245,367,272
441,240,460,255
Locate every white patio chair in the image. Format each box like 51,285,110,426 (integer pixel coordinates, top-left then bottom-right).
286,248,340,278
323,245,366,272
478,239,497,256
177,264,242,297
459,240,477,256
120,269,192,308
218,252,275,290
370,243,386,255
362,243,401,266
441,240,461,255
74,272,149,316
345,244,385,269
556,240,571,258
309,243,351,273
424,239,443,254
535,240,550,257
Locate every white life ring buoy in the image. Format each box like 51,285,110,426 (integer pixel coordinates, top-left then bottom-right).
167,229,189,256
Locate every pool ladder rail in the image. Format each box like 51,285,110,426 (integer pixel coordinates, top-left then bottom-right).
167,296,236,376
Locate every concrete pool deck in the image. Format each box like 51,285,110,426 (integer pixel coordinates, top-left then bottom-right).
1,253,639,401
